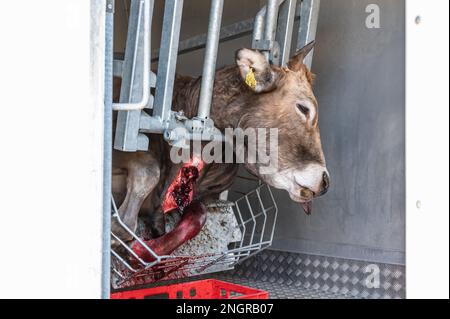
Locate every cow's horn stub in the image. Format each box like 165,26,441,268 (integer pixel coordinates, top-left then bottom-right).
288,41,316,71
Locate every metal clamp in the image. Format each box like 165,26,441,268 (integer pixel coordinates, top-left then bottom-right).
106,0,115,13
252,0,283,64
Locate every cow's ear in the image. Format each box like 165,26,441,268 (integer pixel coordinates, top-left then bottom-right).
288,41,315,72
236,48,278,93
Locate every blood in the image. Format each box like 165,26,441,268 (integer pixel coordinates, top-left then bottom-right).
162,157,205,214
131,201,207,263
129,157,206,265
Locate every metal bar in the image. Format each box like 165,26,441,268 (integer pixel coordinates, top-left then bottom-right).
256,190,268,241
297,0,320,68
111,197,160,262
114,0,154,152
158,242,271,261
111,249,137,272
197,0,224,120
153,0,184,122
255,189,268,243
113,59,123,78
241,207,274,223
113,59,157,87
265,0,279,42
225,242,272,253
234,201,247,250
276,0,297,66
262,0,280,60
111,267,126,279
111,232,148,266
138,257,234,274
102,0,114,299
267,186,279,242
245,196,257,246
236,245,271,264
112,0,151,111
139,112,224,142
152,18,255,62
252,6,266,43
252,1,284,63
151,2,303,62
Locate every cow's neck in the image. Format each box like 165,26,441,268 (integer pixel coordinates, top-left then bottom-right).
173,66,253,131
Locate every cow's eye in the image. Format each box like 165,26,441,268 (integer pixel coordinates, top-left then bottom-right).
296,103,309,116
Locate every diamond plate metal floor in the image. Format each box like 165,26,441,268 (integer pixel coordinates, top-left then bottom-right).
113,250,405,299
217,250,405,299
209,273,355,299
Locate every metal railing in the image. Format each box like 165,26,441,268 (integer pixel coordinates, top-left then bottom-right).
112,0,320,151
297,0,320,68
112,0,151,111
152,0,184,123
113,0,155,152
197,0,224,120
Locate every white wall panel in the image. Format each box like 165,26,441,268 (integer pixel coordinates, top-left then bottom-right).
406,0,449,299
0,0,105,298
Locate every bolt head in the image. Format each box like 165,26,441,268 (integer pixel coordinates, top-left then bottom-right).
415,16,421,25
416,200,422,209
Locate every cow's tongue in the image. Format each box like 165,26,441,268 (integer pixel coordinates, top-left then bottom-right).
301,201,313,215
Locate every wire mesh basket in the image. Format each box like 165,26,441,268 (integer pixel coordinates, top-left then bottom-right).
111,183,278,289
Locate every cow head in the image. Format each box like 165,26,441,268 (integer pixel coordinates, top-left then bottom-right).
235,42,329,214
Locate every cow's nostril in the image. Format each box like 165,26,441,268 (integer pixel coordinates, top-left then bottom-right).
322,172,330,194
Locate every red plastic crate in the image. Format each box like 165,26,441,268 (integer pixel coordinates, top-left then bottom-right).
111,279,269,299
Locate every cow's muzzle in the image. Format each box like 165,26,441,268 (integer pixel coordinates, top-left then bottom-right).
299,171,330,215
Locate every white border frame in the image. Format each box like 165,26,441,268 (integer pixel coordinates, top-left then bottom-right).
0,0,449,299
406,0,449,299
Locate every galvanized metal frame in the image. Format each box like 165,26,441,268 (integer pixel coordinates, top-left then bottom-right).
103,0,114,299
252,0,284,64
152,18,255,61
297,0,320,68
112,0,151,111
263,0,280,62
277,0,298,66
197,0,224,120
252,6,266,45
113,0,320,152
153,0,184,123
114,0,155,152
150,1,317,65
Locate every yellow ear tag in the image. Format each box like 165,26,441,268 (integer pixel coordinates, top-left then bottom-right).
245,68,257,91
